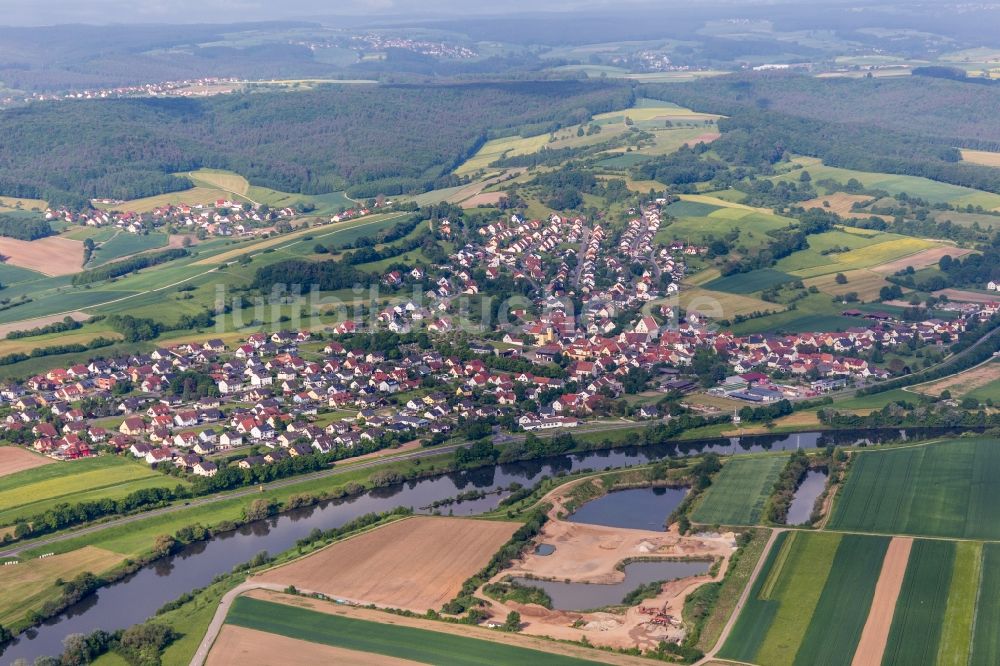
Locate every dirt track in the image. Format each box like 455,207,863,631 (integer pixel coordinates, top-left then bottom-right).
851,537,912,666
0,447,54,477
206,625,421,666
255,516,518,612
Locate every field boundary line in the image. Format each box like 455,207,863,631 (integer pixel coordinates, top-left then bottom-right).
190,515,412,666
696,527,782,666
966,543,986,666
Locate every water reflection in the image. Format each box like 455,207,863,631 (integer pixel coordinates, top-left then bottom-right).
0,426,971,664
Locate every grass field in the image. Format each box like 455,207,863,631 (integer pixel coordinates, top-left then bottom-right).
680,287,782,319
0,546,123,625
828,438,1000,540
971,543,1000,664
703,268,794,294
881,540,954,665
939,541,981,666
803,268,893,301
0,456,183,527
719,531,887,666
690,457,786,525
778,157,1000,210
223,596,603,665
776,235,938,279
86,231,169,266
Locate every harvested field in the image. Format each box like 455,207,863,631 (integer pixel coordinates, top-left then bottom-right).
0,447,53,477
0,311,90,339
804,269,892,301
255,516,518,612
961,149,1000,168
852,537,912,666
870,246,974,275
0,546,123,625
460,191,506,208
207,625,422,666
684,131,721,146
936,288,999,304
0,236,85,276
911,359,999,397
798,192,879,219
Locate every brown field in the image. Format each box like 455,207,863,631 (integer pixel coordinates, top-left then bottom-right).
684,131,721,146
0,236,85,276
852,537,912,666
961,149,1000,168
0,447,54,477
255,516,518,612
207,625,421,666
798,192,882,220
460,191,506,208
0,546,123,625
911,359,999,397
936,288,1000,304
804,269,893,301
871,246,973,275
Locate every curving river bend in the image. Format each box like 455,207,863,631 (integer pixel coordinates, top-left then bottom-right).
0,427,966,664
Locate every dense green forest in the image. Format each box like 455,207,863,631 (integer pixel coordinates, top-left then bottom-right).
644,74,1000,196
647,73,1000,147
0,81,632,208
0,213,53,240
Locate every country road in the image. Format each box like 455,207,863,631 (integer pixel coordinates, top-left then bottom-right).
695,527,782,666
0,417,654,558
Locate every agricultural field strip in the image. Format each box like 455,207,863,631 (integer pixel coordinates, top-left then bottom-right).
879,539,951,666
827,437,1000,540
690,457,787,525
223,596,606,666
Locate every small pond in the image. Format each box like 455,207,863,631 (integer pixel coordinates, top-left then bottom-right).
786,469,829,526
511,559,710,610
535,543,556,556
567,487,688,531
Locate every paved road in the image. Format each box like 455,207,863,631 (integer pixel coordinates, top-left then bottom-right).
188,581,290,666
695,527,783,666
0,418,652,558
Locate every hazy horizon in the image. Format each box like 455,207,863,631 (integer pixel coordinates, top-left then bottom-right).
0,0,873,27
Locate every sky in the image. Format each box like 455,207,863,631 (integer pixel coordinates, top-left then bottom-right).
0,0,810,26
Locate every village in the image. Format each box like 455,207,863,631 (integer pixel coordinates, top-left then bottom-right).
0,198,988,484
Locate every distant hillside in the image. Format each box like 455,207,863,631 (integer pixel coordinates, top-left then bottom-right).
0,80,633,208
644,74,1000,196
647,73,1000,148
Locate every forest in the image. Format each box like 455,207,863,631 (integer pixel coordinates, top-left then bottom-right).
645,74,1000,196
0,81,632,208
0,213,53,240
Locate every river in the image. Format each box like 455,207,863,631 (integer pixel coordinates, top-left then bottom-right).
0,426,969,663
